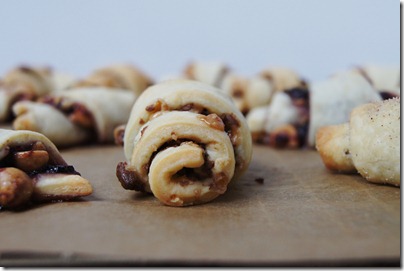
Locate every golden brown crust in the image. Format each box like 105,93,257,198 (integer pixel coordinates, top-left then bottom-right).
315,124,355,173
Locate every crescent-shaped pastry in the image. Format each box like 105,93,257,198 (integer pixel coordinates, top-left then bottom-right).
247,71,382,148
73,64,154,95
246,87,310,148
259,66,306,93
219,74,274,115
0,66,54,122
0,129,92,209
12,87,136,147
183,61,230,87
316,98,400,186
356,65,400,97
116,79,252,206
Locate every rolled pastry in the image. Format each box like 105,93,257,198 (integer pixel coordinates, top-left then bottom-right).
0,66,54,122
116,79,252,206
73,64,154,95
12,87,136,147
356,64,400,97
0,129,92,209
247,71,382,148
219,74,274,115
247,87,310,148
259,66,307,93
183,61,230,87
316,98,400,186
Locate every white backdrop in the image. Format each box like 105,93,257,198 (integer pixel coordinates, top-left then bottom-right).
0,0,399,82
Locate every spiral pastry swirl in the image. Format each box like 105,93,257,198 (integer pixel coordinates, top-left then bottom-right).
116,79,252,206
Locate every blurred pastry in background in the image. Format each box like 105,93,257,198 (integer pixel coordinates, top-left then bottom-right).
73,63,154,95
183,60,230,87
247,70,384,149
0,65,74,122
12,87,136,148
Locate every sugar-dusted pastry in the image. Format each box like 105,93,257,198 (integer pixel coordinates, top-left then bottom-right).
183,61,230,87
0,129,92,209
247,71,382,148
316,98,400,186
12,87,136,147
73,64,154,95
259,66,307,93
116,79,252,206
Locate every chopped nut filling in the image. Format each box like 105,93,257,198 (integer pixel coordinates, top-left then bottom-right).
116,162,148,192
198,114,225,131
39,96,95,129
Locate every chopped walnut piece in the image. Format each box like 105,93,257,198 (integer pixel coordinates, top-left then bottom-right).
0,167,34,208
12,150,49,172
198,114,225,131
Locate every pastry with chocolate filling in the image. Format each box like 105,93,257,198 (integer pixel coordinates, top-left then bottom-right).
12,87,136,147
0,65,67,122
0,129,92,209
247,71,383,148
316,98,400,186
73,64,154,95
115,79,252,206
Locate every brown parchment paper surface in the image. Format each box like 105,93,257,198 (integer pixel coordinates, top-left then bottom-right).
0,143,400,266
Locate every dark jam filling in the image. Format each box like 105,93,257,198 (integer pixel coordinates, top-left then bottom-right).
286,87,310,147
0,143,80,177
284,87,309,101
28,165,80,178
379,91,399,100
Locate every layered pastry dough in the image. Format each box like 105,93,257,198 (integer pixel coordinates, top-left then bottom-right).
116,79,252,206
74,64,154,95
0,129,92,209
316,98,400,186
12,87,136,147
247,70,384,148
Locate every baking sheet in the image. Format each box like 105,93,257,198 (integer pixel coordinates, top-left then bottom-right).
0,143,400,267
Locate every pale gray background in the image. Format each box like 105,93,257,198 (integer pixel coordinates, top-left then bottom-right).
0,0,399,82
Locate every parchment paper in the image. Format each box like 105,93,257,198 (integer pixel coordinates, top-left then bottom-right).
0,143,400,267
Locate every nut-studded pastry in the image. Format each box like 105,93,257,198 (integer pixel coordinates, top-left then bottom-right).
115,79,252,206
247,71,382,148
183,61,230,87
12,87,136,147
0,129,92,209
73,64,154,95
316,98,400,186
